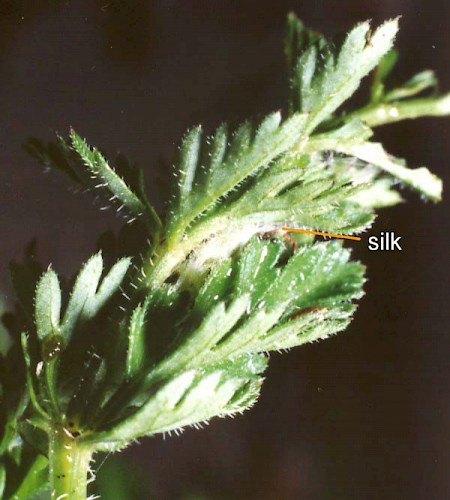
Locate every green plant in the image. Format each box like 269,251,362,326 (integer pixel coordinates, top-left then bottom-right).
0,14,447,499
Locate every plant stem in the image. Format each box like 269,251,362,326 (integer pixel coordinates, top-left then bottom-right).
45,360,62,419
142,215,232,288
48,424,94,500
344,94,450,127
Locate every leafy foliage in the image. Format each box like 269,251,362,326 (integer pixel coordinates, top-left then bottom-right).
60,253,131,343
85,237,363,450
166,113,307,238
354,48,450,126
1,14,447,499
305,119,442,202
152,238,363,379
25,131,162,235
287,15,399,132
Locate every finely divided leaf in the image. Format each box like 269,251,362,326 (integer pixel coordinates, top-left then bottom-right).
94,237,363,441
169,145,375,286
15,16,447,482
62,254,131,342
93,354,266,447
256,305,355,352
227,152,374,234
150,296,250,382
167,112,307,238
62,254,103,340
291,18,398,131
85,257,131,318
148,238,364,383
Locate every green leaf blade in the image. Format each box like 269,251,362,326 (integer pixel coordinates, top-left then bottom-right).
92,354,266,448
167,112,308,239
70,131,147,217
176,126,203,208
35,269,61,341
293,18,399,131
62,255,130,342
88,257,131,317
125,303,148,380
62,253,104,341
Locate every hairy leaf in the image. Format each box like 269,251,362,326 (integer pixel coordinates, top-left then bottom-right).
24,133,162,233
288,15,398,131
11,14,448,497
34,269,61,341
167,112,307,239
62,254,131,342
125,303,148,380
70,131,147,217
92,354,266,448
149,238,364,383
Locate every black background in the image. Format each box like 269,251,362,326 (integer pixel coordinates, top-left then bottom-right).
0,1,449,499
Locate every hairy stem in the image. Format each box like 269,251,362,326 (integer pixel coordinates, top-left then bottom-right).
141,214,234,288
48,424,94,500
